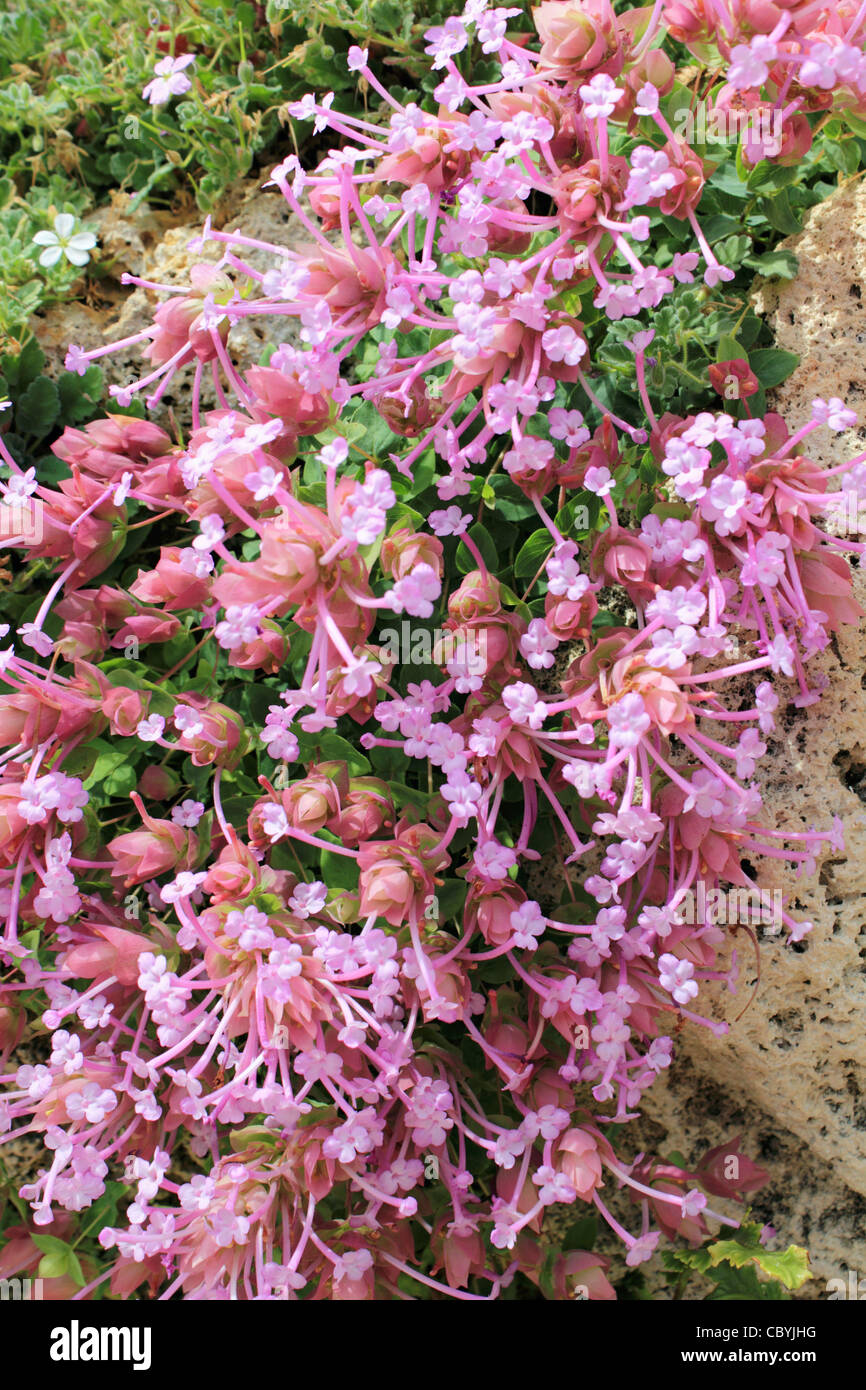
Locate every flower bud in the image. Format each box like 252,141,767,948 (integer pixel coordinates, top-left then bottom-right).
52,414,172,483
138,764,180,800
282,763,348,832
63,924,159,987
556,1128,603,1198
130,546,213,612
380,528,444,582
108,794,196,887
534,0,621,74
448,570,503,622
173,696,249,770
327,777,394,847
104,686,150,738
590,525,654,598
708,359,759,400
466,882,527,947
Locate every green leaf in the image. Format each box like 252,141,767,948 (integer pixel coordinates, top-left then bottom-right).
664,1245,713,1277
636,490,657,521
64,1249,86,1287
706,1262,788,1301
57,364,104,423
299,730,370,776
31,1233,70,1256
758,189,801,236
32,1232,84,1286
218,796,258,826
485,474,536,521
823,138,860,176
593,609,621,632
715,233,750,265
387,780,431,812
664,1150,689,1168
700,214,743,244
320,847,360,892
745,248,799,280
370,0,405,30
709,1228,811,1291
157,630,196,669
61,744,102,782
1,338,45,390
538,1248,559,1301
455,521,499,575
436,878,468,920
16,374,60,438
496,582,533,621
514,527,553,581
748,348,799,389
478,955,515,985
561,1215,598,1251
37,1251,70,1280
716,334,745,362
103,762,138,797
663,1218,805,1298
83,748,128,790
706,164,751,200
747,162,801,193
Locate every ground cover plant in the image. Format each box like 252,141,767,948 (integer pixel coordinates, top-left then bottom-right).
1,0,866,1300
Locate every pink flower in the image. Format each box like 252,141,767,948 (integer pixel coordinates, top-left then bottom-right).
607,693,650,749
387,564,441,618
658,953,699,1006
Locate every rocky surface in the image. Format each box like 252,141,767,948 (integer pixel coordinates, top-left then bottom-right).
753,178,866,468
32,180,308,430
632,180,866,1295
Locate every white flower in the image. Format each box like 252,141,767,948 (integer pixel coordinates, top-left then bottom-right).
142,54,196,107
32,214,97,269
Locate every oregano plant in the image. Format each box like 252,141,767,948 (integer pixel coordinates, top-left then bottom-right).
1,0,865,1300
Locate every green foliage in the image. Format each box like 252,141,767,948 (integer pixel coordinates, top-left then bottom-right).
0,0,536,350
0,339,104,458
662,1220,812,1300
32,1232,86,1286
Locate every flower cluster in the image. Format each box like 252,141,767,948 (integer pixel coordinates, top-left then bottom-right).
1,0,865,1300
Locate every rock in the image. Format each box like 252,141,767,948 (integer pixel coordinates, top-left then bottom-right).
88,191,167,279
31,179,308,430
752,177,866,466
634,181,866,1292
633,1062,866,1298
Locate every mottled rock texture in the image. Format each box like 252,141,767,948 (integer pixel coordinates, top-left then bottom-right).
635,180,866,1294
753,178,866,468
32,181,305,428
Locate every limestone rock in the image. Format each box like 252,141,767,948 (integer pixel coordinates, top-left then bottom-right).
31,180,307,429
87,191,167,278
637,181,866,1292
752,176,866,465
